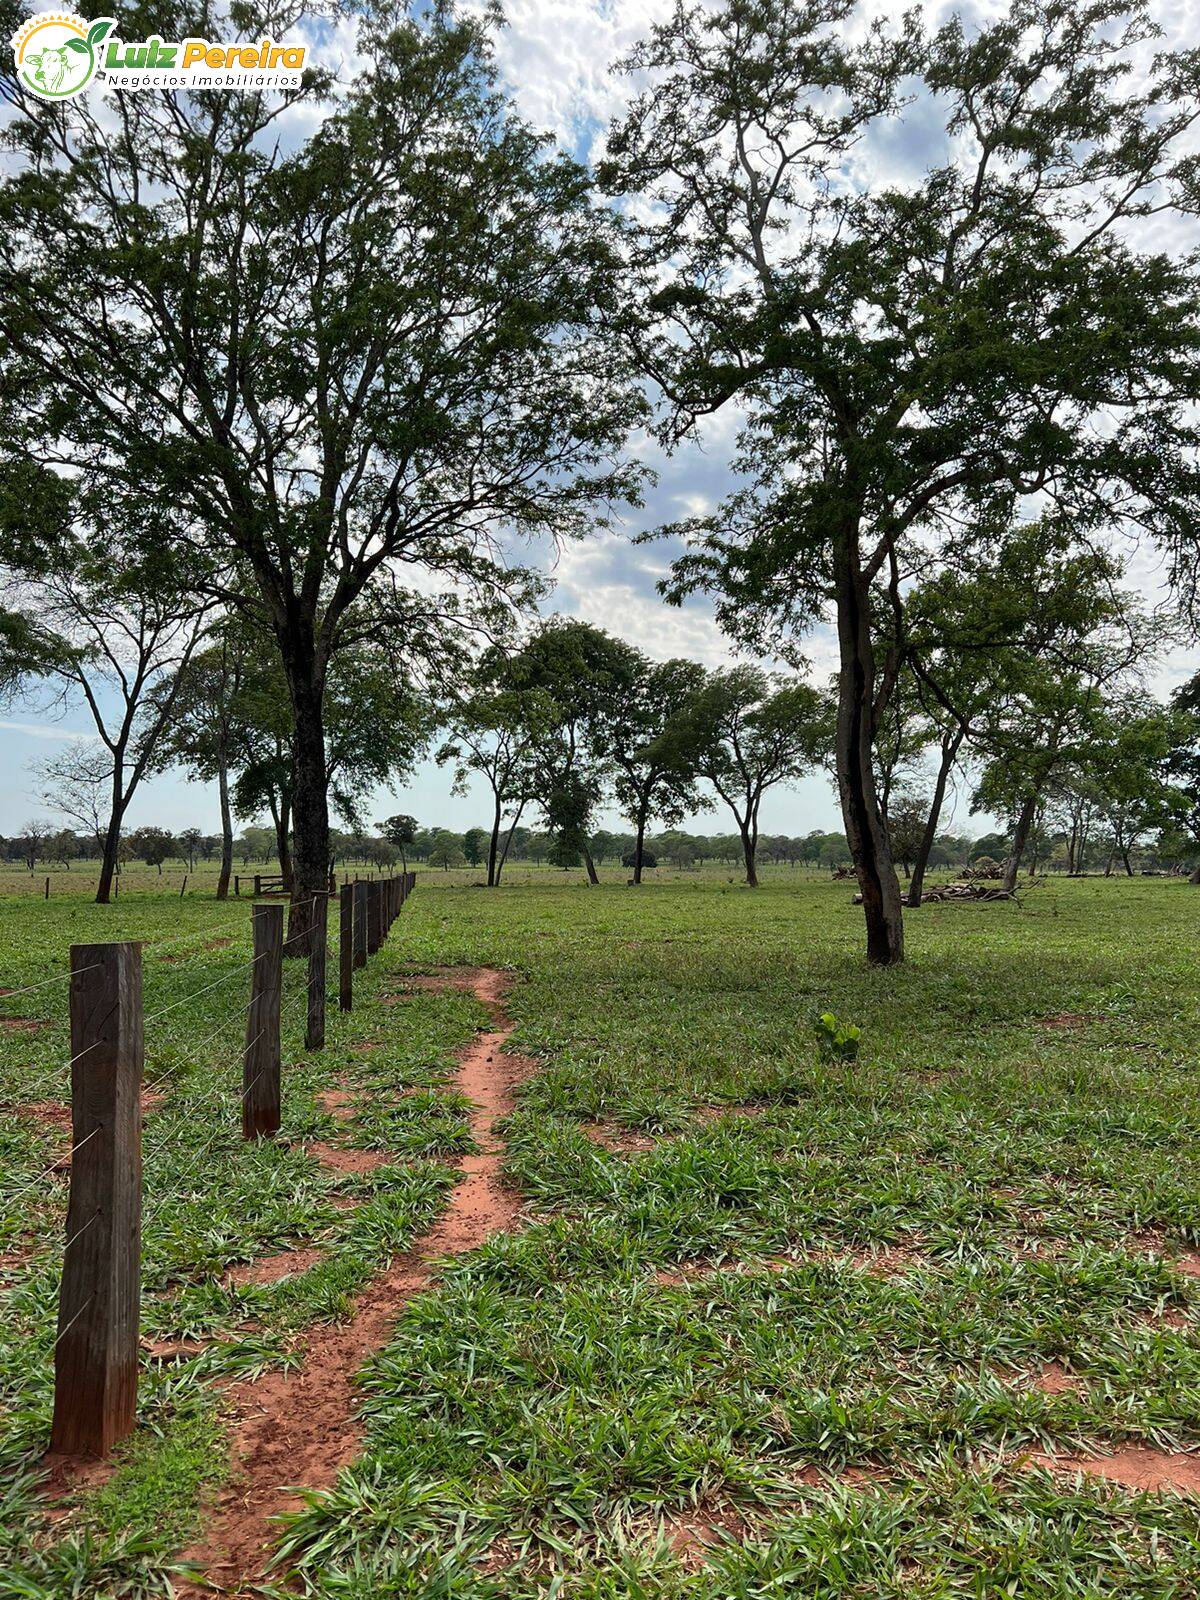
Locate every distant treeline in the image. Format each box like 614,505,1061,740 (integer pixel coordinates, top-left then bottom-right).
5,820,1190,877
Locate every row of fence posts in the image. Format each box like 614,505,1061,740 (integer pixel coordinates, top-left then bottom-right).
233,869,402,898
49,870,416,1457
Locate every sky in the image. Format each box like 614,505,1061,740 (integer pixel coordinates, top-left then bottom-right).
1,0,1196,844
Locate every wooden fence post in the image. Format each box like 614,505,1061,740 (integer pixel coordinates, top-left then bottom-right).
51,941,143,1458
367,880,383,955
352,880,368,970
234,876,240,897
339,883,353,1011
306,891,328,1051
45,875,50,899
179,875,187,898
253,874,261,897
244,902,283,1138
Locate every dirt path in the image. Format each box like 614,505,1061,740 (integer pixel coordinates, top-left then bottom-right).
177,967,528,1597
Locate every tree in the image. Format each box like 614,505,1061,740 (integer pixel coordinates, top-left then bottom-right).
366,837,400,871
436,666,544,887
428,832,466,871
150,625,251,899
380,815,418,875
605,0,1200,963
0,477,207,902
594,651,706,885
462,827,488,868
127,826,175,874
0,2,644,948
508,621,637,884
902,523,1136,905
48,828,79,870
16,819,50,872
217,632,429,910
1165,679,1200,883
177,828,205,873
670,667,831,886
35,742,111,858
1081,701,1180,875
886,791,932,879
973,618,1156,892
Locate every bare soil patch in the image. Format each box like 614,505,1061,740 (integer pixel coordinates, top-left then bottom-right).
1030,1446,1200,1495
316,1085,355,1121
1027,1361,1086,1395
14,1099,70,1131
658,1503,753,1568
222,1247,326,1289
580,1121,660,1154
382,966,508,1004
303,1141,389,1175
177,967,530,1596
0,1015,51,1033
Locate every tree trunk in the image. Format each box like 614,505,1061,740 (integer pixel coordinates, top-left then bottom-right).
496,802,525,886
1003,792,1039,894
283,654,330,958
632,811,647,884
216,760,233,901
741,824,758,887
583,846,599,885
487,793,502,888
908,730,963,909
95,761,125,905
275,799,294,894
833,532,904,964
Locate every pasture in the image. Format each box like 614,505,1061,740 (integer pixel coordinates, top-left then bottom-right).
2,873,1200,1596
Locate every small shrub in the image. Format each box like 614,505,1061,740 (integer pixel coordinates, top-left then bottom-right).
814,1011,861,1062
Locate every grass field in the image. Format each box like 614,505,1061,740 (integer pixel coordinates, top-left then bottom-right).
3,874,1200,1596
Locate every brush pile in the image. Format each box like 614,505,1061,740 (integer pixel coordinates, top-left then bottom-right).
917,880,1017,903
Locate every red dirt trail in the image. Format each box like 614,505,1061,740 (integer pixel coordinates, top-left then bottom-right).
176,967,529,1597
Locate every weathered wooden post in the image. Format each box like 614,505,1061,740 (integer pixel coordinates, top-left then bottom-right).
339,883,353,1011
306,891,328,1051
253,873,262,897
234,875,240,897
367,880,383,955
51,941,143,1457
352,880,368,970
45,875,50,899
243,902,283,1138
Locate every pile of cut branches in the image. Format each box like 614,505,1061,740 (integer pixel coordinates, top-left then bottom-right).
918,881,1018,904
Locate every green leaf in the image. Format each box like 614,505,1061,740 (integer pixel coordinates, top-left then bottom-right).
86,19,114,45
64,38,88,53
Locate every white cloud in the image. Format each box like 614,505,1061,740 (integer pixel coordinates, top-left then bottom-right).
0,719,100,743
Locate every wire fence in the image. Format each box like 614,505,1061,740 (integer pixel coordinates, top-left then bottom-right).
3,872,416,1457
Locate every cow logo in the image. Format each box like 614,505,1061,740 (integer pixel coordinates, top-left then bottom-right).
11,12,113,100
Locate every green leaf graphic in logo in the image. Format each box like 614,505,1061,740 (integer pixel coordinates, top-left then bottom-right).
15,14,114,100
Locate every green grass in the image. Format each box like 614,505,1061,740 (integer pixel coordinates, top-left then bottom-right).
283,874,1200,1597
4,875,1200,1595
0,888,476,1596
